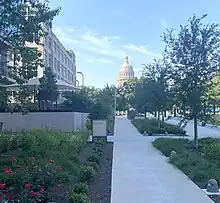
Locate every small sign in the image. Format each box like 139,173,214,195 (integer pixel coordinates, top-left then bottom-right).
93,120,106,137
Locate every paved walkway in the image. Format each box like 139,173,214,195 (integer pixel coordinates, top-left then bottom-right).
110,117,213,203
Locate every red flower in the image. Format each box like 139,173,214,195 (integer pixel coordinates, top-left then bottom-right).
49,160,55,164
30,191,40,197
4,188,8,193
51,187,57,192
40,188,45,193
12,156,16,162
29,157,35,161
8,195,14,199
0,184,5,189
25,184,32,189
4,168,12,175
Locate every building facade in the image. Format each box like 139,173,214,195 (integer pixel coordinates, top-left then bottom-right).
117,55,134,87
43,24,76,86
25,23,76,87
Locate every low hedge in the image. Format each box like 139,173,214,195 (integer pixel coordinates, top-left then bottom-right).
153,138,220,188
132,118,186,135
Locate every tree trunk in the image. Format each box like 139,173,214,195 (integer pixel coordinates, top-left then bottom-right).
174,108,177,117
144,112,147,118
193,116,198,150
157,111,160,120
164,111,167,117
214,104,216,115
162,111,164,122
154,111,157,117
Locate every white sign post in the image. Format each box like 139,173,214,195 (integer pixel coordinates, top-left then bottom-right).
92,120,107,142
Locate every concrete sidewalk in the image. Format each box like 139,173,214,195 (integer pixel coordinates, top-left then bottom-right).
110,116,213,203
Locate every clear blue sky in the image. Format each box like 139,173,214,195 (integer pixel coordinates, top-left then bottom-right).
49,0,220,87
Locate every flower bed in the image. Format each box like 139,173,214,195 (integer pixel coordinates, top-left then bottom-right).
132,118,186,136
153,138,220,203
0,129,90,202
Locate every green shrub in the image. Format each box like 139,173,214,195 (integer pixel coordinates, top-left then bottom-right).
153,138,190,157
72,182,89,194
0,129,89,202
79,165,96,182
153,138,220,188
132,118,184,135
86,161,99,172
87,154,100,164
69,192,90,203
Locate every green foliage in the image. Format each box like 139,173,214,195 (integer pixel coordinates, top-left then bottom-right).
79,165,96,182
87,154,100,164
153,138,220,188
132,118,185,135
85,161,99,172
163,14,220,144
63,85,115,134
0,0,60,112
37,67,58,109
69,192,90,203
0,129,89,202
72,182,89,195
153,138,192,156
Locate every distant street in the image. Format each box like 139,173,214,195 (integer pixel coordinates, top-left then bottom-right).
166,117,220,138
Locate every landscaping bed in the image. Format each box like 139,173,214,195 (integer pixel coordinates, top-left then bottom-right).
132,118,186,136
153,137,220,202
0,129,113,203
88,143,113,203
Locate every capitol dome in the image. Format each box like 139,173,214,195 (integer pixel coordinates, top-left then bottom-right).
117,55,134,87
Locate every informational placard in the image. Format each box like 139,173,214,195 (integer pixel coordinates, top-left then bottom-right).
92,120,106,137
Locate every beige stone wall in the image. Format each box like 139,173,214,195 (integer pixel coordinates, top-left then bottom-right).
0,112,88,132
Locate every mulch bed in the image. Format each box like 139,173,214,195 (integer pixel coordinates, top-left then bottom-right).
88,142,113,203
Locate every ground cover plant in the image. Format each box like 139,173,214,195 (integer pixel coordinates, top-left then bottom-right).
0,129,89,202
132,118,186,135
153,137,220,202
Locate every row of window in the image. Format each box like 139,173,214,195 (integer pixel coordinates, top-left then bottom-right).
44,51,75,84
119,72,134,77
45,35,75,71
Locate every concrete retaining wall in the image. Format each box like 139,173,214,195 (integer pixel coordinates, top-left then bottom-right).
0,112,88,132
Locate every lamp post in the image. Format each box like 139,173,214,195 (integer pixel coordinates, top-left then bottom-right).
77,71,84,86
76,79,79,87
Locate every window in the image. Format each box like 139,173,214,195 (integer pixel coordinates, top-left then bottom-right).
54,42,57,53
57,61,60,73
54,57,57,71
49,54,53,68
49,37,52,50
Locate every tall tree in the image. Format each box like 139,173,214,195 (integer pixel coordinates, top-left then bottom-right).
0,0,60,110
142,59,171,121
37,67,58,109
163,14,220,147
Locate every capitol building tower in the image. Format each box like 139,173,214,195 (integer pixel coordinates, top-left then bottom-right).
117,55,134,87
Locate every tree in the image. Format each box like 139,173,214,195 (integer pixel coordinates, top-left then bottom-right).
116,77,139,112
163,14,220,147
37,67,58,109
0,0,60,110
142,59,171,121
